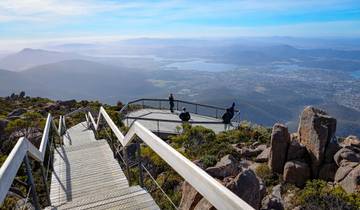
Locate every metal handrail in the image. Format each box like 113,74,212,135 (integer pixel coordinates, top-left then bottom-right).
0,114,63,207
119,98,240,122
87,107,253,210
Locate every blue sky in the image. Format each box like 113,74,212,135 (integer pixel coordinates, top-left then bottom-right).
0,0,359,46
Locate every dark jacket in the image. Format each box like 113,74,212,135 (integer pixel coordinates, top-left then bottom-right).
169,96,174,106
179,112,190,121
222,112,232,124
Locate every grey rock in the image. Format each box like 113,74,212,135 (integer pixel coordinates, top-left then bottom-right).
334,147,360,166
298,106,336,177
286,140,307,161
256,147,270,163
7,108,27,118
226,169,261,209
339,164,360,193
319,163,337,181
268,123,290,174
283,160,311,187
343,135,360,148
206,154,240,178
335,162,359,182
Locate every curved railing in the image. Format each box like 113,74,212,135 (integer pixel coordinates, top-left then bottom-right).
119,98,241,123
87,107,253,210
0,114,65,208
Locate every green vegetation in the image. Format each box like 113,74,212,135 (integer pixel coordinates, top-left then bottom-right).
295,180,360,210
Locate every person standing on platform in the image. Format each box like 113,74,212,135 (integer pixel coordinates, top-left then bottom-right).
169,93,175,113
222,108,232,131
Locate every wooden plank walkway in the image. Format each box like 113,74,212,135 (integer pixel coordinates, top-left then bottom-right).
47,122,159,210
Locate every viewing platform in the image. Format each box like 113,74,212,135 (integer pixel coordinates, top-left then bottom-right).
121,99,240,136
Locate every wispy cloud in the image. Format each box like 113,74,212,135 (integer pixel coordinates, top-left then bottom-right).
0,0,359,44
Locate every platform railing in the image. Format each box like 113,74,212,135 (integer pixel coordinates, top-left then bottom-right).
119,98,241,123
0,114,65,209
87,107,253,210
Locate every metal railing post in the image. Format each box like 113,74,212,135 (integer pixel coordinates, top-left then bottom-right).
40,164,51,206
216,109,218,118
123,146,131,184
159,101,161,109
176,101,179,111
142,100,145,109
157,120,160,136
195,104,198,114
137,143,144,187
24,154,41,210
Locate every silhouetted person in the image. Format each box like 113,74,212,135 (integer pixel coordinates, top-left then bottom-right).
169,93,175,113
222,108,232,131
228,102,235,119
179,107,191,122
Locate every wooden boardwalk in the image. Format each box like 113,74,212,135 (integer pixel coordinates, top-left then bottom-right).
48,122,159,210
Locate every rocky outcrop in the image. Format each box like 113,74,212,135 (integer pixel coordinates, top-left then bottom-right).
7,108,27,118
335,162,359,183
343,135,360,148
283,160,310,187
57,99,77,107
255,147,270,163
206,155,240,178
268,123,290,174
193,198,215,210
261,184,284,210
334,146,360,166
338,164,360,193
225,169,261,209
179,182,203,210
298,106,336,177
318,163,337,181
324,141,341,163
286,140,307,161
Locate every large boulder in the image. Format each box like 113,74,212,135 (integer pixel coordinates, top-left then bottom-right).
261,184,284,210
7,108,27,118
268,123,290,174
339,164,360,193
298,106,336,177
239,147,263,158
206,155,240,178
334,147,360,166
343,135,360,148
225,169,261,209
324,141,341,163
179,182,203,210
283,161,311,187
319,163,337,181
57,99,77,107
194,198,215,210
286,140,307,161
335,162,359,182
255,147,270,163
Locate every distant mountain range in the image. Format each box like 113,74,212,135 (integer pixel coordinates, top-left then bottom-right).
0,59,159,102
0,48,86,71
0,41,359,136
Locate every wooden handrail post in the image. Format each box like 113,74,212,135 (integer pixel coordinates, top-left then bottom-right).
24,154,41,210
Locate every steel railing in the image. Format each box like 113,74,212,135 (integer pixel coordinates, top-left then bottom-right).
0,114,65,209
87,107,253,210
119,98,241,123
